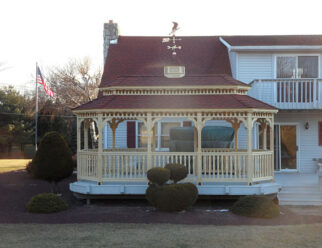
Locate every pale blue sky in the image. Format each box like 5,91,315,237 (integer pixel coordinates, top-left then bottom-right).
1,0,322,91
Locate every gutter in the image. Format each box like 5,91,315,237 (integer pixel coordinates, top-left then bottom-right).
219,37,322,52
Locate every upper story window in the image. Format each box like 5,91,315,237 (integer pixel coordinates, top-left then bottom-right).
276,55,319,79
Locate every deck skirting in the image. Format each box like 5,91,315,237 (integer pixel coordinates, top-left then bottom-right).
70,181,281,197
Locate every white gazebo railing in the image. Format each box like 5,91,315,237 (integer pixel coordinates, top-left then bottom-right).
77,150,274,185
249,79,322,109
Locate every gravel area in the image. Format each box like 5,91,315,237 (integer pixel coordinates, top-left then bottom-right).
1,169,322,225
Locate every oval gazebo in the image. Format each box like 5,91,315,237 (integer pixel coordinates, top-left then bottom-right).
70,35,280,197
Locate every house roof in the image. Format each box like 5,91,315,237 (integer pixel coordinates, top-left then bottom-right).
101,36,232,88
104,74,248,88
221,35,322,46
73,94,276,112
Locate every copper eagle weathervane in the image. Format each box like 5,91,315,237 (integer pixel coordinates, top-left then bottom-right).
162,22,182,55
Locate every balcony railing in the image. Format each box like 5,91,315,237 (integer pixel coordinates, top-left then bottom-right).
77,150,274,185
249,79,322,109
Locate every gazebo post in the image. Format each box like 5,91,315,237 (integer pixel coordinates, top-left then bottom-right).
108,118,124,150
263,123,267,150
226,118,242,152
246,114,254,185
76,117,82,181
84,119,89,150
270,117,275,173
77,117,81,152
146,113,153,171
196,113,203,185
97,113,103,185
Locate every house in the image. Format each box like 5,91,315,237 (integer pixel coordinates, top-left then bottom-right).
70,21,322,205
219,36,322,205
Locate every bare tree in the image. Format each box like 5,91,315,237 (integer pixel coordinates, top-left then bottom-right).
47,57,101,108
47,57,102,147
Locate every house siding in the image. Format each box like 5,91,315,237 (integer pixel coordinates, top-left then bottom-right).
237,53,273,83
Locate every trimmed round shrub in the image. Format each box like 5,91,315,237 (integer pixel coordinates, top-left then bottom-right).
31,132,74,183
165,163,188,183
26,193,68,213
146,183,198,212
147,167,170,185
231,196,280,218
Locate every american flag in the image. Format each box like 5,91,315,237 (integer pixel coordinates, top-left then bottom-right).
36,66,55,98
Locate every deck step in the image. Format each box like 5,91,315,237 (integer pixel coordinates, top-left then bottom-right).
279,198,322,206
278,185,322,206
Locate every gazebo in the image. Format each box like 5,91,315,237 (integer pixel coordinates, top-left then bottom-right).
70,35,280,197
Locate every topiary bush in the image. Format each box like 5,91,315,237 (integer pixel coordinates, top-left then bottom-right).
231,195,280,218
165,163,188,183
31,131,74,193
26,193,68,213
152,183,198,212
147,167,170,185
146,163,198,212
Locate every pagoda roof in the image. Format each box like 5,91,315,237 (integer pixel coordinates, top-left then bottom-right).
73,94,276,112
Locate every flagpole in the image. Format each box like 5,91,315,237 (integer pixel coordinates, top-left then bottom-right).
35,62,38,151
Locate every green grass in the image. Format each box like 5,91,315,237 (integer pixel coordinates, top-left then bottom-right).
0,159,31,173
0,223,321,248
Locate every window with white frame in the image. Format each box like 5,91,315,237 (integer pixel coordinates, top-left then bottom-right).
276,55,318,78
137,122,148,148
136,121,181,149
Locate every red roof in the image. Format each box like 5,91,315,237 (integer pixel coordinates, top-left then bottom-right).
222,35,322,46
106,74,247,87
101,36,232,88
74,95,276,111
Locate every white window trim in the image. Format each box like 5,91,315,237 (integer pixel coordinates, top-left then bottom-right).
273,53,320,79
135,120,184,151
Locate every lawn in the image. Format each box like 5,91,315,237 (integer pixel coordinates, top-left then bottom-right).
0,159,30,173
0,223,321,248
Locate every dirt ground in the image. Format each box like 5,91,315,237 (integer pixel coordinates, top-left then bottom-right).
0,166,322,225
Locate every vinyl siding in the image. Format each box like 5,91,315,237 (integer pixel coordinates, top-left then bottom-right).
237,53,273,83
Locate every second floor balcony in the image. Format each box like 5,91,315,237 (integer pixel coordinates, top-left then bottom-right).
249,79,322,110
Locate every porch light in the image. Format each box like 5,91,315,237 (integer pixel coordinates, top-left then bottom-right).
305,122,309,130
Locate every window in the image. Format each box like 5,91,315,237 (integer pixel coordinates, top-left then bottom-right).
136,121,181,149
276,55,318,79
319,122,322,146
160,122,181,148
137,122,147,148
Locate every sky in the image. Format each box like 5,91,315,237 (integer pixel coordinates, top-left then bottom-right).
1,0,322,92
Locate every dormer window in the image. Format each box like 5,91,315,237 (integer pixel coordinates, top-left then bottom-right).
164,66,185,78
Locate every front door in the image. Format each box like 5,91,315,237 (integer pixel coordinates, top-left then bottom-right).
274,124,298,171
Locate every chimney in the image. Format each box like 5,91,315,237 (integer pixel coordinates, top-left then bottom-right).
103,20,118,64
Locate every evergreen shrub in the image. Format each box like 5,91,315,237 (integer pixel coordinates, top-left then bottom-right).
31,131,74,191
146,163,198,212
165,163,188,183
231,195,280,218
26,193,68,213
147,167,170,185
